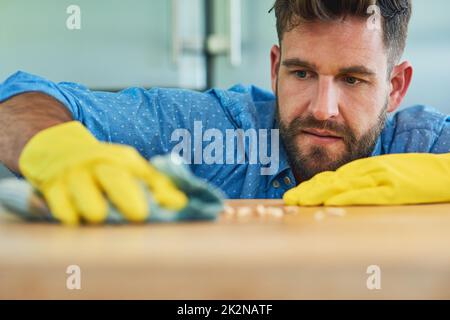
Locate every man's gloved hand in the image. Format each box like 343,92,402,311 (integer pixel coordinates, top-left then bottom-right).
284,153,450,206
19,121,188,225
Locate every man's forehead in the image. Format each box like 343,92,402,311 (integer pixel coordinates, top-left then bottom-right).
280,17,386,72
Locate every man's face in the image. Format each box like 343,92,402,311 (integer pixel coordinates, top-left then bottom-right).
272,17,392,182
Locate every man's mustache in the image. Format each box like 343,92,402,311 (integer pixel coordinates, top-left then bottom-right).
286,116,357,145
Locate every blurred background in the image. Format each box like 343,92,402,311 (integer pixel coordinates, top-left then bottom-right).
1,0,449,178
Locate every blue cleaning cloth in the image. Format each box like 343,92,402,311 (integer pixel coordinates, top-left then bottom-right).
0,155,225,224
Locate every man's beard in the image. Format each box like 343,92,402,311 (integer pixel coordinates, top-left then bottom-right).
276,99,388,182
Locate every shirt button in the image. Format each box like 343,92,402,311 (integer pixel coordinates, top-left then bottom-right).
284,176,292,186
272,180,281,189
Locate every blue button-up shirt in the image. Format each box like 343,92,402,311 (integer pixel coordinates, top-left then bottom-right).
1,71,449,199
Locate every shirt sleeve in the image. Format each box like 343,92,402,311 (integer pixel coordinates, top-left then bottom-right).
385,105,450,154
0,71,235,161
431,116,450,154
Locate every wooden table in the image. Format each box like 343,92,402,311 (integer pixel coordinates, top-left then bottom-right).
1,200,450,299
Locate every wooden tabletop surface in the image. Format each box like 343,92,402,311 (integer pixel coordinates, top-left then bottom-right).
1,200,450,299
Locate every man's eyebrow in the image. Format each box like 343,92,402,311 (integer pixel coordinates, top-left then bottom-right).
338,66,376,77
282,59,377,77
281,58,317,70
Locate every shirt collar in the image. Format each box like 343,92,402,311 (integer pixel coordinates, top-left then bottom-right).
266,133,293,188
371,135,383,156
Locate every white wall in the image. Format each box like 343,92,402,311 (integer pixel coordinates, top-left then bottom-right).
401,0,450,113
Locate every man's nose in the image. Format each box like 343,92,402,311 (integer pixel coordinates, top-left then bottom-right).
309,77,339,121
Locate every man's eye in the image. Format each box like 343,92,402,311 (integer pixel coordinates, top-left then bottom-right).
344,76,360,85
294,70,308,79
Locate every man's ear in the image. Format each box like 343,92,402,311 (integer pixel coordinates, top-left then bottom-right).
270,45,281,94
387,61,413,113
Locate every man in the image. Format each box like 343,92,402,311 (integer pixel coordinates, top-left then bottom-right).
0,0,449,225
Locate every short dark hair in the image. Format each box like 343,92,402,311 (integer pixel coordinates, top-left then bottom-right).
270,0,412,66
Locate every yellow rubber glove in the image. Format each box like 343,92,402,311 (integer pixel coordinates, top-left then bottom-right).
284,153,450,206
19,121,188,225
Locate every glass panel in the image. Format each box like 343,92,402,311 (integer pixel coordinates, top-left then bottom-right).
211,0,277,91
0,0,205,89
